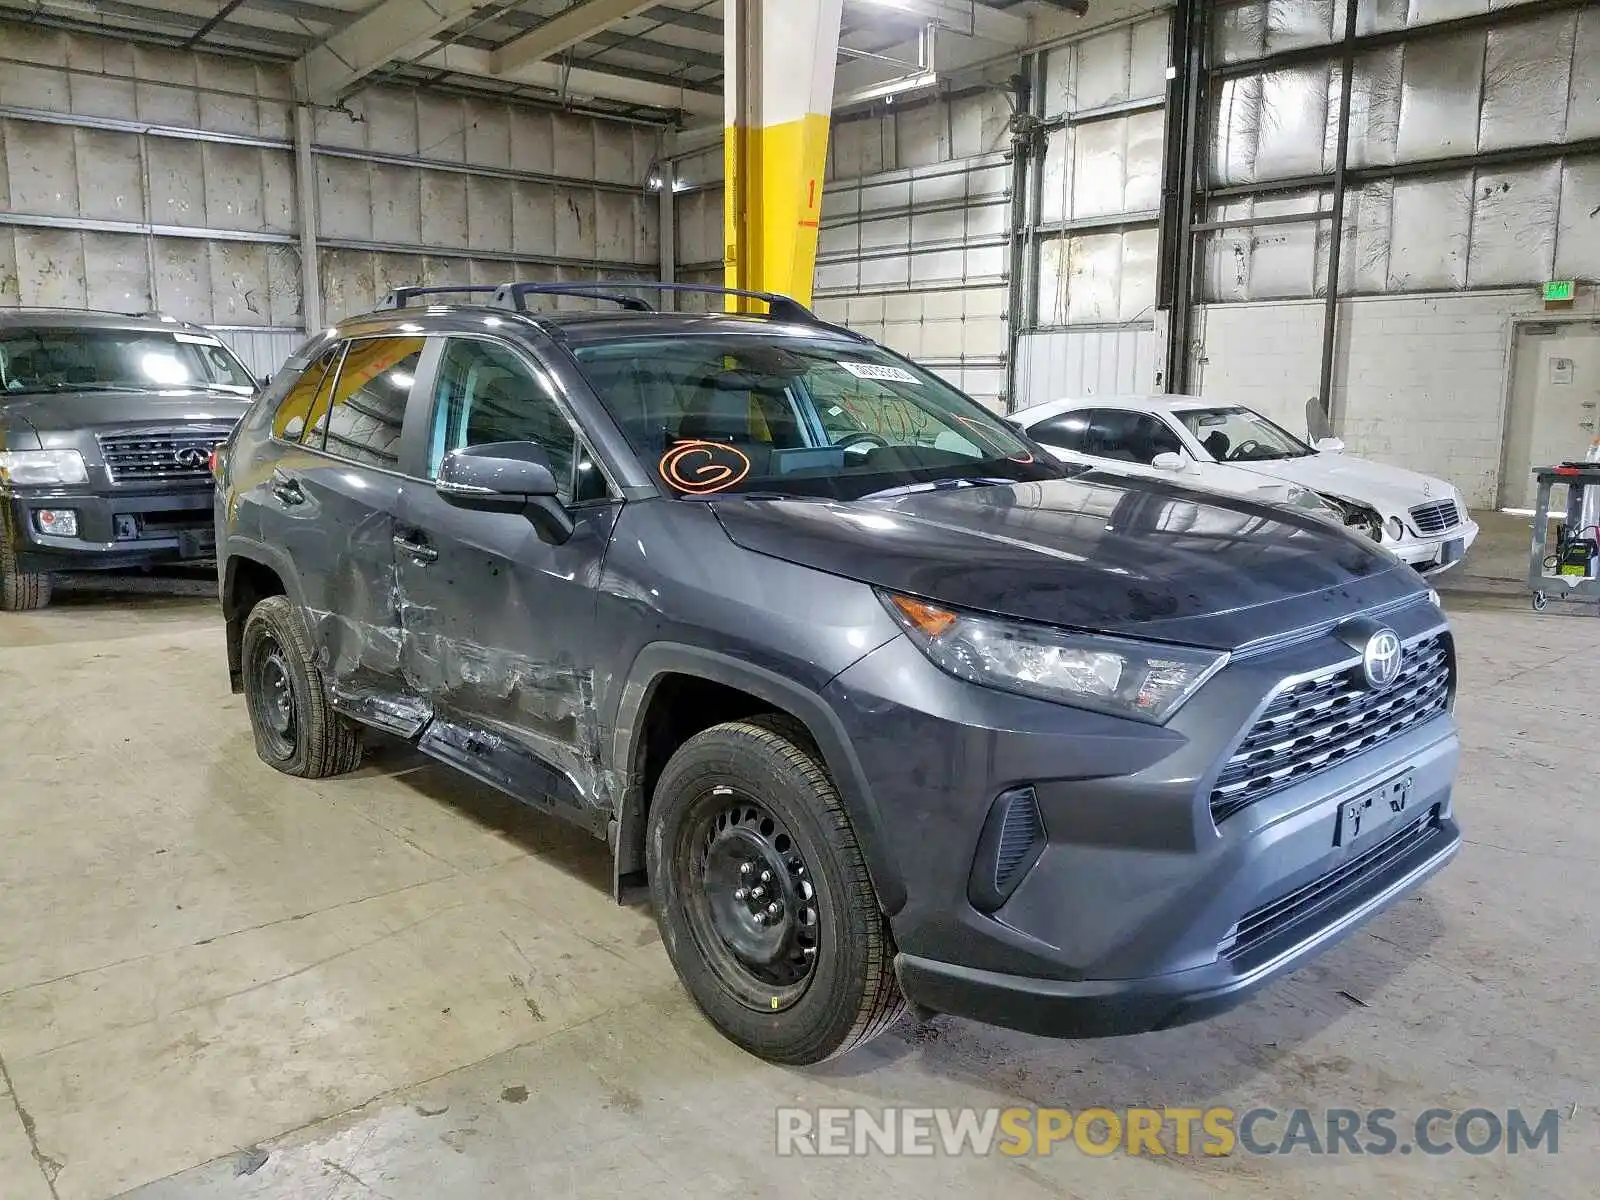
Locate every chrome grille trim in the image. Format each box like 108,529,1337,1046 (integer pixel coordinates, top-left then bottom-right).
1210,633,1452,824
1408,499,1460,535
97,425,235,484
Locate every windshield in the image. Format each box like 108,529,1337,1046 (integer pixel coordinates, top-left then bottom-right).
1177,406,1314,462
0,327,256,395
571,336,1070,501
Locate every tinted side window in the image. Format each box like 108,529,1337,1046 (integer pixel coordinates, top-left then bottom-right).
1084,410,1183,464
427,338,579,503
272,343,343,443
1030,411,1090,452
311,336,424,469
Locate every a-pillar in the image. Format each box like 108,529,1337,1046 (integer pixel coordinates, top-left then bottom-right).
722,0,844,311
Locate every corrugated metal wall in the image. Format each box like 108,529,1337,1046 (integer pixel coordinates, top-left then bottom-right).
1014,11,1172,409
812,92,1015,411
0,20,663,377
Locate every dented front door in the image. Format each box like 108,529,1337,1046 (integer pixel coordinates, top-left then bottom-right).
394,335,622,830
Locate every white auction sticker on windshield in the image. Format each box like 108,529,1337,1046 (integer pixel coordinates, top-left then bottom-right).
174,332,223,346
839,361,919,384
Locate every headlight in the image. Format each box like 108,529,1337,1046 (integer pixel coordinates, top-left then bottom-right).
0,449,89,486
1285,486,1341,519
1385,515,1405,540
879,590,1229,724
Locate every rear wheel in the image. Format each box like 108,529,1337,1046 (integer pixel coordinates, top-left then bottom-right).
241,595,363,777
0,513,51,611
647,715,905,1065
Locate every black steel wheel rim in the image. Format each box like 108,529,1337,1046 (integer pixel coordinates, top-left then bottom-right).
683,790,820,1011
249,633,297,759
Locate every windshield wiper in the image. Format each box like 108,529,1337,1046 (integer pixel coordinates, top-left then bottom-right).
4,381,144,395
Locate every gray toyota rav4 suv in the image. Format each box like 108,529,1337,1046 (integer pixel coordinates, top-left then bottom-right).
0,308,258,609
215,282,1461,1065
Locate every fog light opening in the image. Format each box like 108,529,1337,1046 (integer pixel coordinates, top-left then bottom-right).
967,785,1047,914
34,508,78,538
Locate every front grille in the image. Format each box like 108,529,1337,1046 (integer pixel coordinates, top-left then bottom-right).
1219,810,1440,962
98,426,234,484
1409,499,1461,535
1211,633,1452,824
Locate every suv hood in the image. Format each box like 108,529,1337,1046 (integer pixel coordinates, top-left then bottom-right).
0,388,254,434
1229,451,1455,515
709,473,1420,651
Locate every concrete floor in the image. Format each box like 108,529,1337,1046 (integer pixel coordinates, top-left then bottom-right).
0,578,1595,1200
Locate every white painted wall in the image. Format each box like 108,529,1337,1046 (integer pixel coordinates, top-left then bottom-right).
1193,289,1600,509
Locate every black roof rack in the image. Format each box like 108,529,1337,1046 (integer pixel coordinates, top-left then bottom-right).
491,282,654,312
378,284,500,310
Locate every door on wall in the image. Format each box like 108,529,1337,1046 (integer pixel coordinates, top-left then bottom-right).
1499,321,1600,510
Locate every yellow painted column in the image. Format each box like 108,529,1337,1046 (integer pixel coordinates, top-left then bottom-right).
723,0,843,311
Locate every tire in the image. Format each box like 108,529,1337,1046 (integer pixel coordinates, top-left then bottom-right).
647,714,906,1065
0,511,51,611
241,595,363,778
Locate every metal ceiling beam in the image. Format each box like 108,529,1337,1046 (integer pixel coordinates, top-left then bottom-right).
294,0,482,104
416,42,722,116
183,0,250,48
240,0,346,24
580,28,721,71
851,0,1028,46
642,4,720,36
491,0,657,75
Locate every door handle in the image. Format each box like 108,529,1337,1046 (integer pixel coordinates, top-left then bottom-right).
269,469,304,505
393,532,438,562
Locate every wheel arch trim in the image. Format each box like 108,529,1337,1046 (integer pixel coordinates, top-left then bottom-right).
609,642,905,915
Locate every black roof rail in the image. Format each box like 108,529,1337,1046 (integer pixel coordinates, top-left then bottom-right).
378,284,500,310
607,282,820,324
491,282,655,312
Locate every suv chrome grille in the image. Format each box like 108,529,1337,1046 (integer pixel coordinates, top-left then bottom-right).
98,426,234,484
1408,499,1460,535
1211,633,1452,824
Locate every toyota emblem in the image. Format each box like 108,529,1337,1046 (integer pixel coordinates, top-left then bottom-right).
1362,628,1403,690
174,445,209,468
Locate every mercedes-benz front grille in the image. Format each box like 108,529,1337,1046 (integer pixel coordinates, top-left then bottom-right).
1409,499,1460,535
1211,633,1453,824
98,426,234,484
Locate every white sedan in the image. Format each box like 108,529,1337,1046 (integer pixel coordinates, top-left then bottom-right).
1012,394,1479,576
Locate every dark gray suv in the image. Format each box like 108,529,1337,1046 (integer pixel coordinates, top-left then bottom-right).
214,282,1461,1065
0,308,258,609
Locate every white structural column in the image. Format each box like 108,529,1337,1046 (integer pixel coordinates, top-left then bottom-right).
293,103,322,333
723,0,845,309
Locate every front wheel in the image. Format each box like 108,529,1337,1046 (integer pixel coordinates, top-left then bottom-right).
241,595,363,777
0,513,51,611
647,715,906,1065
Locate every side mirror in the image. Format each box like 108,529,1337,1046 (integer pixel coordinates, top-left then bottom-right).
436,442,573,544
258,375,272,390
1315,437,1345,454
1152,451,1187,471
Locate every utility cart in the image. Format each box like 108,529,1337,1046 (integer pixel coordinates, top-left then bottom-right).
1528,462,1600,612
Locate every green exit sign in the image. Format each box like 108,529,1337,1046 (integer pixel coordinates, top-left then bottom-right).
1543,279,1576,302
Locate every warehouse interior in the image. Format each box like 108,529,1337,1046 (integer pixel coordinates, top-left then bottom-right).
0,0,1597,1197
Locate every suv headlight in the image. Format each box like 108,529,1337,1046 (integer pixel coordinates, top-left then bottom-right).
879,590,1229,724
0,449,89,486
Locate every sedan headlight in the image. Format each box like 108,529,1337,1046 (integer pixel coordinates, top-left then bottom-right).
0,449,89,486
880,590,1229,724
1384,515,1406,541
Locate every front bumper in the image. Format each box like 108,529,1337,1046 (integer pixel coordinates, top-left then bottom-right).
1388,518,1480,576
823,593,1459,1039
6,488,217,573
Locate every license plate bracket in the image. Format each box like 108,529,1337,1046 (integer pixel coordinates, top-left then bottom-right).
1334,773,1412,848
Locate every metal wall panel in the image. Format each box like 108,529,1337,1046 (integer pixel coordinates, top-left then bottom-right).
0,21,664,330
1556,156,1600,281
210,328,307,379
1015,327,1159,405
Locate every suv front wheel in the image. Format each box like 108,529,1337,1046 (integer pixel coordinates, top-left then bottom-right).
241,595,363,778
0,515,51,611
647,715,906,1065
